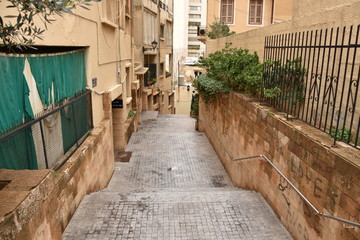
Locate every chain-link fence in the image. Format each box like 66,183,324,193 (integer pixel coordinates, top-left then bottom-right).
0,91,93,170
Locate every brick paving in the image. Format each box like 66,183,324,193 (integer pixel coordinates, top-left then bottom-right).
63,112,292,240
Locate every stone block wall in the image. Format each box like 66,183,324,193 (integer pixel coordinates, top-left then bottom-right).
0,119,114,240
199,92,360,240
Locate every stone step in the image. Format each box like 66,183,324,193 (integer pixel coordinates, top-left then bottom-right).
141,110,158,121
63,111,292,240
64,189,292,240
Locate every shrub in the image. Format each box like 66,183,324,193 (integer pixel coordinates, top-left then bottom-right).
263,58,306,103
193,75,230,103
330,127,352,142
128,110,136,119
199,43,263,96
207,19,235,39
190,95,199,120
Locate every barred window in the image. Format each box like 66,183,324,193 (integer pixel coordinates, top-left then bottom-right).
249,0,263,25
220,0,234,24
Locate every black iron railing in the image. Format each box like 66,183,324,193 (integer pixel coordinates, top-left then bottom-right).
263,25,360,149
0,91,93,170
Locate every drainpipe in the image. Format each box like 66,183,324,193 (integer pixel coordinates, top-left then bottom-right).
271,0,275,24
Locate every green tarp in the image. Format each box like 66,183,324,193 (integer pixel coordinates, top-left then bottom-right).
28,51,86,105
0,51,87,170
0,57,37,169
61,96,88,153
0,57,34,133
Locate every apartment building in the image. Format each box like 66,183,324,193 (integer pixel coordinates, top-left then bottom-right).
173,0,207,114
133,0,175,115
207,0,293,34
187,0,207,59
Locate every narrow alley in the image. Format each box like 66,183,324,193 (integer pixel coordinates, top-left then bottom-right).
62,112,291,240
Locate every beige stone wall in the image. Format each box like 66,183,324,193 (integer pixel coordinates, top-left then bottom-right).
292,0,360,28
175,85,196,115
0,120,114,240
198,92,360,240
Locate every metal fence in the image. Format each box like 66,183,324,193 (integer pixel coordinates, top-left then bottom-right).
0,91,93,170
262,25,360,149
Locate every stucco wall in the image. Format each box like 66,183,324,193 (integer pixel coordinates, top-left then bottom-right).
198,92,359,240
206,0,292,34
0,2,133,128
0,120,114,240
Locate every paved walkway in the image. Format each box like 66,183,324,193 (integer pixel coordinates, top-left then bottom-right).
63,112,292,240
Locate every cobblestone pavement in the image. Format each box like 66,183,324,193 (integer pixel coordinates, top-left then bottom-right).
63,112,292,240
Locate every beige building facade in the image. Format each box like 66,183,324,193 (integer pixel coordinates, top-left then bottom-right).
207,0,293,34
133,0,175,116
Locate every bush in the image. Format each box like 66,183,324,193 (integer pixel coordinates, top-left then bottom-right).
198,43,263,96
263,58,306,102
207,19,235,39
193,75,230,103
190,95,199,120
330,127,352,142
128,110,136,119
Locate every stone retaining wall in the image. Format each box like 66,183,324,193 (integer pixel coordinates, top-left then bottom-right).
199,92,360,240
0,119,114,240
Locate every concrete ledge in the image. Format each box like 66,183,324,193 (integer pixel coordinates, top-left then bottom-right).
0,119,114,240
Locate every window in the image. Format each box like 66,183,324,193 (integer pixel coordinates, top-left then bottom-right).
126,67,131,98
143,11,157,45
159,63,164,76
166,54,172,77
125,0,132,34
188,37,198,42
188,29,197,34
249,0,263,25
189,14,201,19
188,21,201,26
125,0,131,15
188,52,200,57
188,45,200,50
189,6,201,11
102,0,119,24
220,0,234,24
166,21,173,46
160,25,165,38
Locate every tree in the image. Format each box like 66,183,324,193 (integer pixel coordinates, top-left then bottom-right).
207,18,235,39
0,0,99,48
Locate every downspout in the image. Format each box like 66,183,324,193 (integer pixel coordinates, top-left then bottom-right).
271,0,275,24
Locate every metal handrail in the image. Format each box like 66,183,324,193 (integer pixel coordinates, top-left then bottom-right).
234,155,360,228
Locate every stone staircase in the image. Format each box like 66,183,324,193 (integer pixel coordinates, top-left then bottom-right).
63,112,292,240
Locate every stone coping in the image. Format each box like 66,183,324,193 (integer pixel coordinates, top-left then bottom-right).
232,92,360,168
